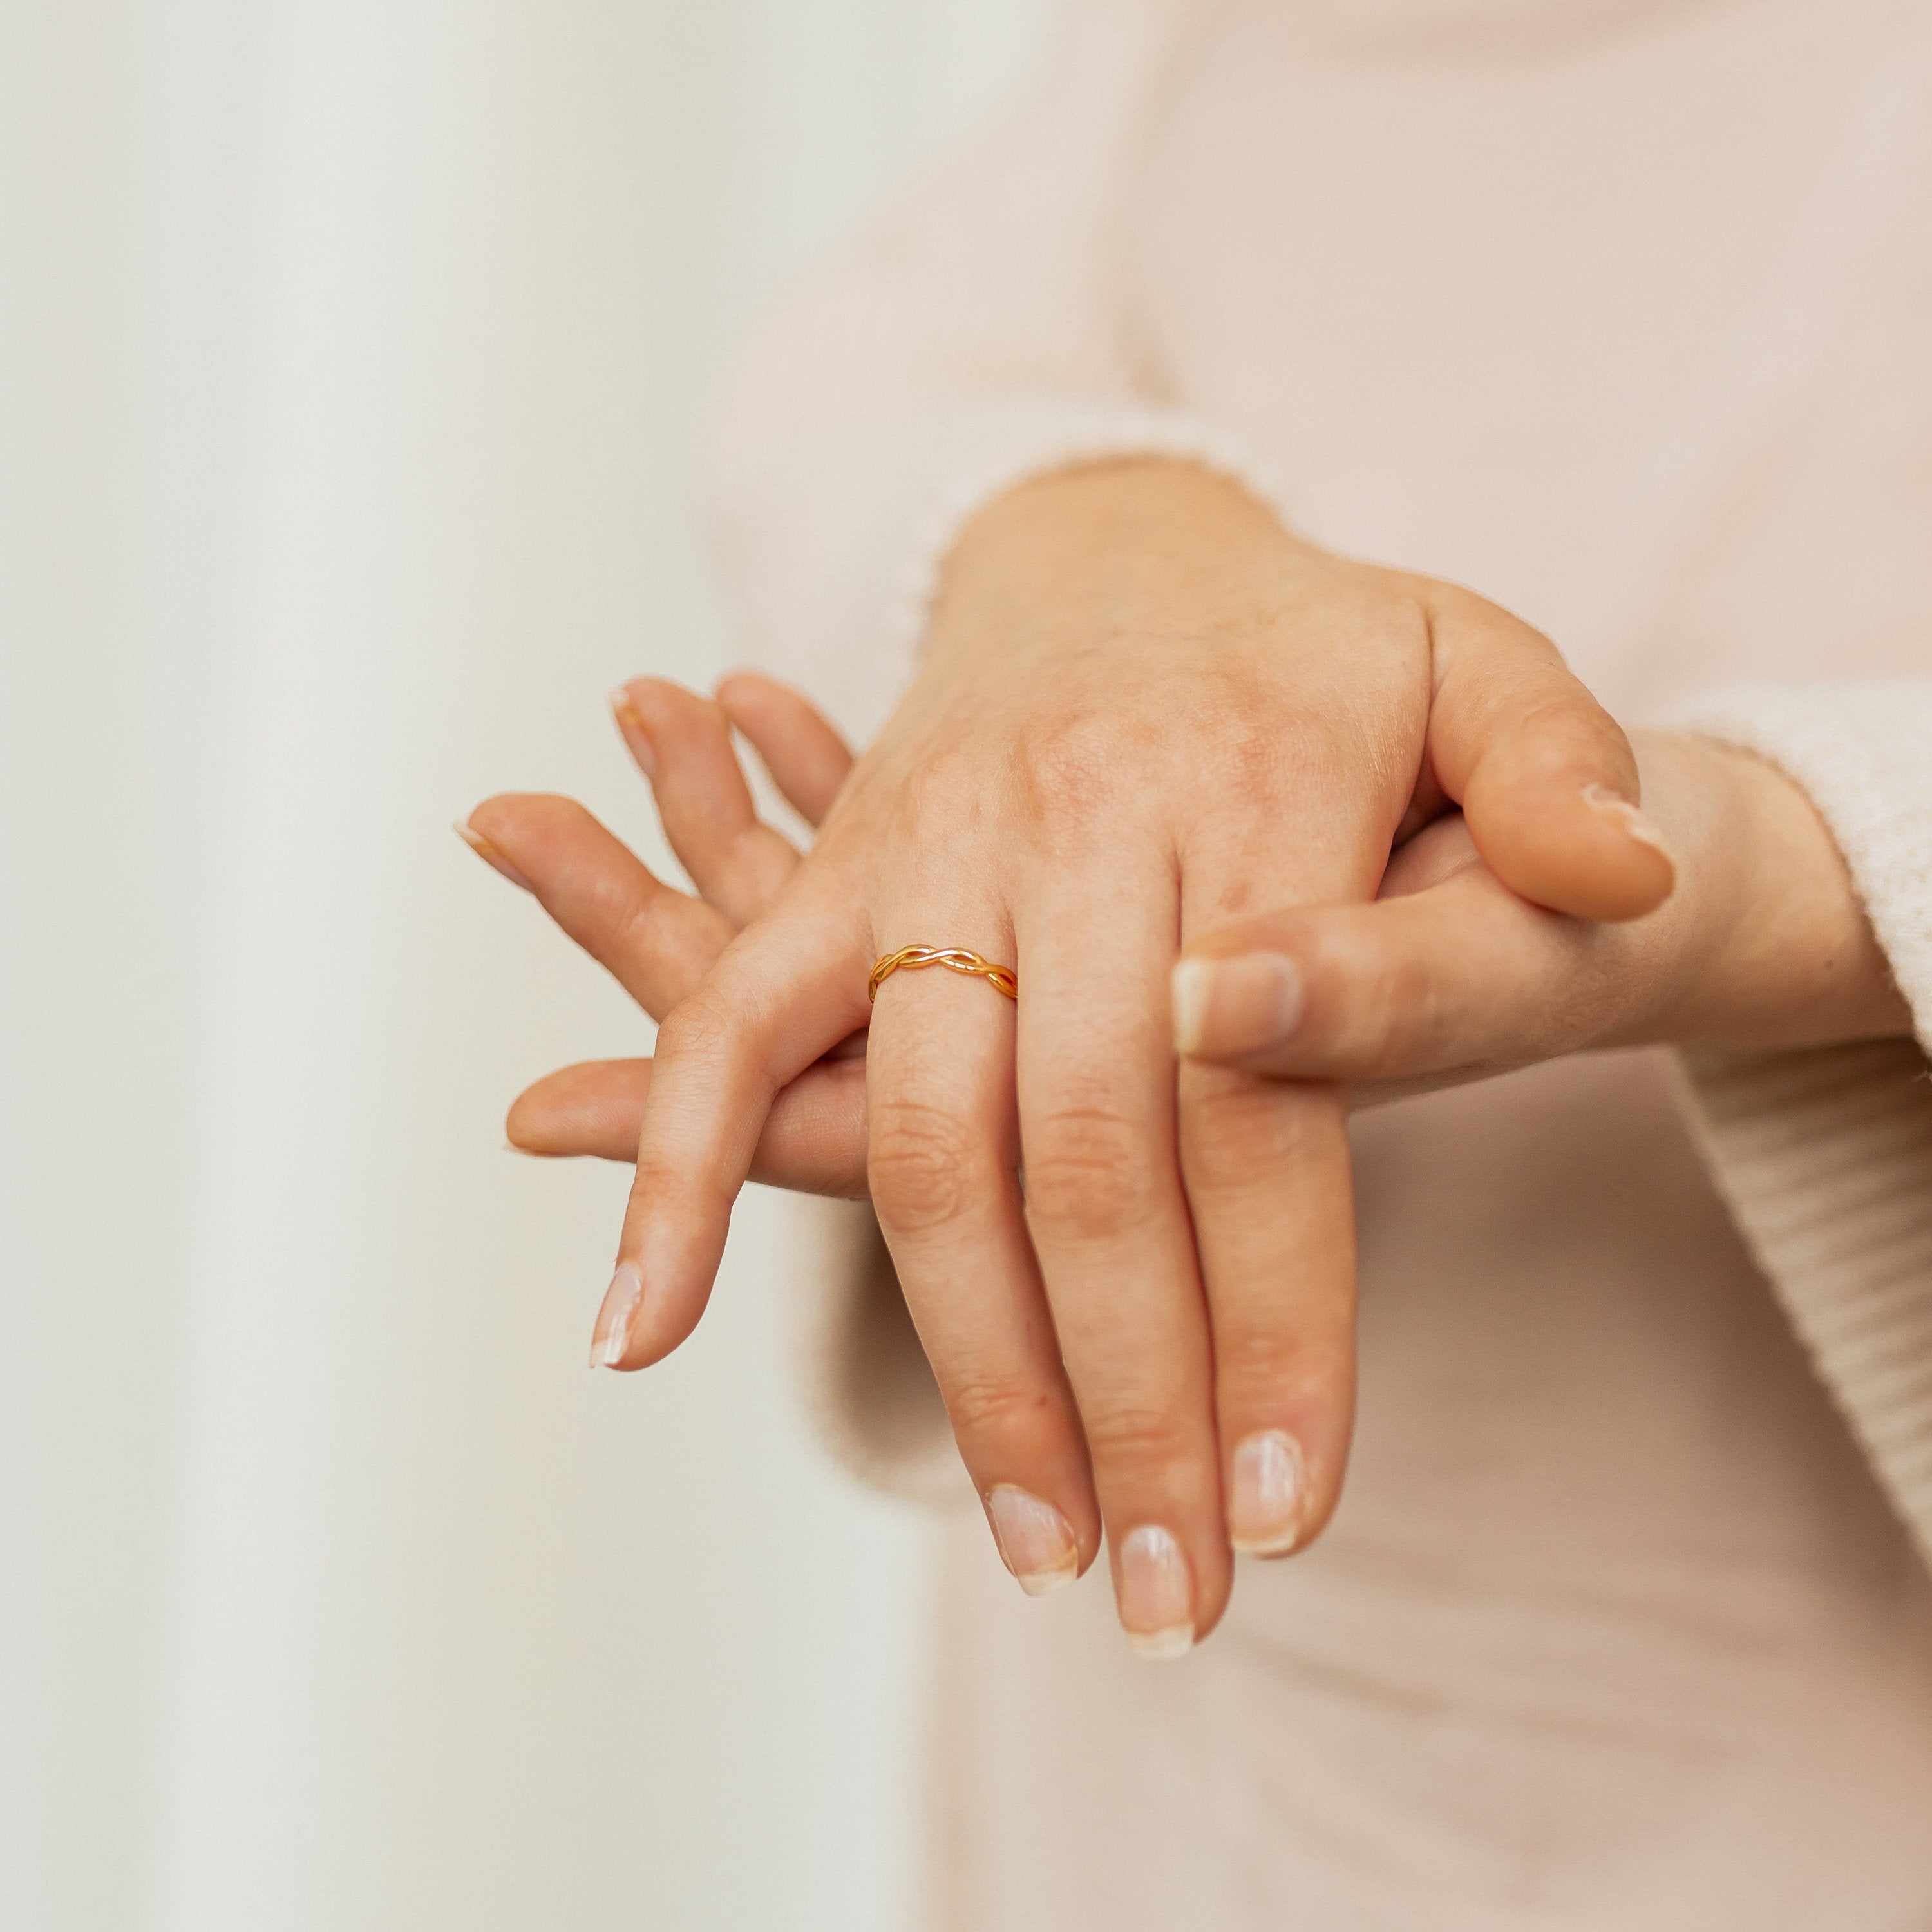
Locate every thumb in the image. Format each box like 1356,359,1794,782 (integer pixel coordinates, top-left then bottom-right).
1424,585,1674,922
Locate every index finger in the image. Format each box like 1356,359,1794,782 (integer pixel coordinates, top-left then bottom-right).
591,884,873,1370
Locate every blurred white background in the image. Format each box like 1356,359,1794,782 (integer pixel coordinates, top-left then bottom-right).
1,3,1045,1926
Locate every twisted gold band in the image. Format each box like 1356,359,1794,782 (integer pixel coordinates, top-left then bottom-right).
869,945,1018,1004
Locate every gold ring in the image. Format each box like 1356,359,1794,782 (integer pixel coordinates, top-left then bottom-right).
869,945,1018,1003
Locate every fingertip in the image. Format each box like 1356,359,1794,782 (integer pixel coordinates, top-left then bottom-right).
504,1086,553,1154
713,667,768,708
453,817,535,893
507,1061,654,1163
1466,774,1676,923
591,1248,701,1372
589,1260,644,1370
1170,950,1305,1062
1579,785,1678,911
608,680,660,777
462,790,540,843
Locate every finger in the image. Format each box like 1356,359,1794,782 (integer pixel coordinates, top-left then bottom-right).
508,1058,650,1160
715,671,857,828
866,911,1101,1597
1177,1063,1356,1561
1173,817,1373,1572
1425,583,1674,922
611,677,802,923
1174,863,1628,1082
509,1054,869,1195
461,793,732,1019
592,887,874,1370
1014,874,1231,1657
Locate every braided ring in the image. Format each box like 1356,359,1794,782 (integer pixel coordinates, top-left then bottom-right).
868,945,1018,1004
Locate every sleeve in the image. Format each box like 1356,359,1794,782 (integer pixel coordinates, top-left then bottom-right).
1666,679,1932,1567
701,0,1282,752
705,0,1269,1506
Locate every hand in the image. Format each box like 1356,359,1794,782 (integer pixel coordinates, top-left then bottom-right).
1173,730,1911,1088
576,458,1673,1656
462,673,869,1193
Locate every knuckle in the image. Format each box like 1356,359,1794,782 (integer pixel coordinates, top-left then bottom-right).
605,886,668,958
1023,1104,1153,1245
1304,926,1417,1070
1356,947,1439,1066
1079,1400,1195,1477
943,1373,1063,1449
1179,1075,1295,1197
1215,1321,1316,1399
867,1097,980,1233
654,983,739,1064
887,749,977,849
1015,711,1137,835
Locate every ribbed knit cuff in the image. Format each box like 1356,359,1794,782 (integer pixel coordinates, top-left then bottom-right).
1673,1043,1932,1567
1666,681,1932,1566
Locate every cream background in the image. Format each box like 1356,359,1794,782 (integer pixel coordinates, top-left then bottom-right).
0,3,1044,1927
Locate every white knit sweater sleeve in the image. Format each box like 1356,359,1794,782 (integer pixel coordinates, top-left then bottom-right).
703,0,1274,752
1668,681,1932,1565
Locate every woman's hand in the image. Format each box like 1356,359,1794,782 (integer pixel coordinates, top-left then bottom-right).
462,674,868,1191
1173,730,1911,1088
567,457,1671,1656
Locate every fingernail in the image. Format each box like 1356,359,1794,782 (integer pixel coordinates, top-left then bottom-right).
590,1260,644,1369
984,1486,1079,1596
453,820,534,893
1117,1525,1195,1660
1228,1430,1307,1555
609,685,656,776
1171,952,1303,1057
1581,784,1673,862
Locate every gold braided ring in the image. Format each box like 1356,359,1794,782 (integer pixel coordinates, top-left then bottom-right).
869,945,1018,1004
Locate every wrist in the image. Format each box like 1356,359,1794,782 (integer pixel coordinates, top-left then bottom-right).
1635,732,1909,1052
921,457,1309,681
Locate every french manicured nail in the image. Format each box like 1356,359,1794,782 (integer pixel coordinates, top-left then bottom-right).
1581,784,1673,862
984,1486,1079,1597
1229,1430,1307,1556
609,685,656,775
453,820,534,893
1171,952,1303,1057
590,1261,644,1369
1117,1526,1195,1660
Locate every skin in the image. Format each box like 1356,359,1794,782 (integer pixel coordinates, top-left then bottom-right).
1171,730,1911,1081
466,657,1909,1649
460,455,1698,1654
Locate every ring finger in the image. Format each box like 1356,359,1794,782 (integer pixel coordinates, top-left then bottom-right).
866,903,1101,1595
